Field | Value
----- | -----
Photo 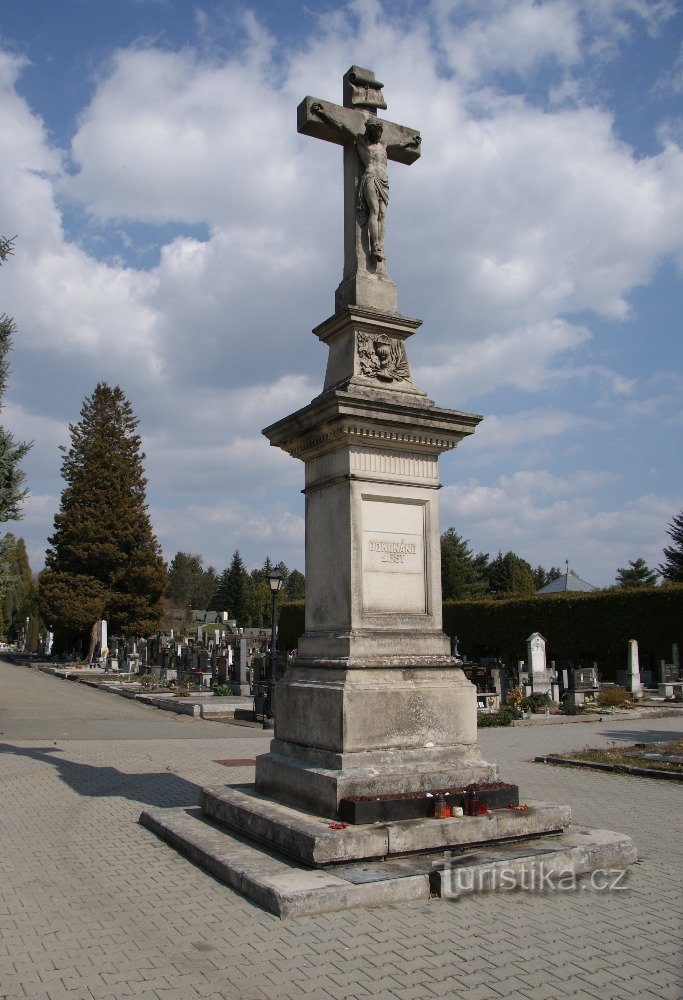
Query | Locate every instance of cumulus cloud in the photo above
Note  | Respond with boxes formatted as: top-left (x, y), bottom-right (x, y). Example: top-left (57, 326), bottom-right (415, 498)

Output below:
top-left (441, 475), bottom-right (673, 584)
top-left (0, 0), bottom-right (681, 578)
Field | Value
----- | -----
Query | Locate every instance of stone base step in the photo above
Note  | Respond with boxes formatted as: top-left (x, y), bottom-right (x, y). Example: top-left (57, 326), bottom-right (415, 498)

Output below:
top-left (139, 805), bottom-right (636, 918)
top-left (198, 782), bottom-right (571, 865)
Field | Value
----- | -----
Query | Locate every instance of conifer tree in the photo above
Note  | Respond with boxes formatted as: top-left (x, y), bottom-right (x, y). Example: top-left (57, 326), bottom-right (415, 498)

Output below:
top-left (614, 557), bottom-right (658, 588)
top-left (38, 383), bottom-right (167, 658)
top-left (440, 529), bottom-right (488, 600)
top-left (659, 510), bottom-right (683, 583)
top-left (0, 533), bottom-right (42, 643)
top-left (167, 551), bottom-right (217, 610)
top-left (486, 550), bottom-right (536, 596)
top-left (0, 236), bottom-right (31, 523)
top-left (285, 569), bottom-right (305, 601)
top-left (211, 550), bottom-right (252, 623)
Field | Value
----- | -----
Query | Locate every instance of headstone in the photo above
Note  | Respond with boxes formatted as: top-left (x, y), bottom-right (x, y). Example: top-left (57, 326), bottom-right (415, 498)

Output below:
top-left (628, 639), bottom-right (642, 699)
top-left (236, 635), bottom-right (250, 694)
top-left (216, 655), bottom-right (229, 685)
top-left (661, 662), bottom-right (679, 683)
top-left (527, 633), bottom-right (551, 695)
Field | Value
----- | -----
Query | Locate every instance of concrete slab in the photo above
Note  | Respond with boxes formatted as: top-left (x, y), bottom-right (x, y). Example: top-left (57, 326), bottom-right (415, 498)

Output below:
top-left (199, 782), bottom-right (571, 865)
top-left (139, 805), bottom-right (636, 917)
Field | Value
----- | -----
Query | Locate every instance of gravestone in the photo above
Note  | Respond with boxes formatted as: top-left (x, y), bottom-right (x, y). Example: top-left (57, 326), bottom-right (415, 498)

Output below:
top-left (526, 632), bottom-right (551, 696)
top-left (238, 635), bottom-right (249, 688)
top-left (628, 639), bottom-right (642, 699)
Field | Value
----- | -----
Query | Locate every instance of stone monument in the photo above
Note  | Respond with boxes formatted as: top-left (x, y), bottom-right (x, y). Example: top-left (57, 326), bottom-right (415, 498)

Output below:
top-left (141, 67), bottom-right (636, 915)
top-left (256, 66), bottom-right (495, 817)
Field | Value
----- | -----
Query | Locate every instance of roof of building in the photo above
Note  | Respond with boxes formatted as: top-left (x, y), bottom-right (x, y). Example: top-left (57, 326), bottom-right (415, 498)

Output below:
top-left (537, 569), bottom-right (599, 594)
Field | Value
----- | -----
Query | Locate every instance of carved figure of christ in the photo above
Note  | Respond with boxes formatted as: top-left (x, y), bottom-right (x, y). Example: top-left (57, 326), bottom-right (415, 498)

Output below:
top-left (298, 97), bottom-right (420, 276)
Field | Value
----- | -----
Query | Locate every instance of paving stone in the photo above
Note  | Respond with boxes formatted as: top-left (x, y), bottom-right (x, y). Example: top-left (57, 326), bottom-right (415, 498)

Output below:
top-left (0, 661), bottom-right (680, 1000)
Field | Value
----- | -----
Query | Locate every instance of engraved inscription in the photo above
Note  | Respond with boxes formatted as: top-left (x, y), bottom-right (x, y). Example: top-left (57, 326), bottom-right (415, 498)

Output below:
top-left (366, 534), bottom-right (420, 568)
top-left (362, 497), bottom-right (427, 613)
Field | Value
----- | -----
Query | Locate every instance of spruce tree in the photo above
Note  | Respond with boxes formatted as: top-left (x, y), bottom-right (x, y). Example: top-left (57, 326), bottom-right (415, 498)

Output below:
top-left (659, 510), bottom-right (683, 583)
top-left (167, 551), bottom-right (217, 610)
top-left (0, 236), bottom-right (32, 522)
top-left (211, 550), bottom-right (252, 623)
top-left (285, 569), bottom-right (305, 600)
top-left (39, 383), bottom-right (167, 657)
top-left (614, 557), bottom-right (658, 588)
top-left (440, 529), bottom-right (488, 599)
top-left (486, 550), bottom-right (536, 596)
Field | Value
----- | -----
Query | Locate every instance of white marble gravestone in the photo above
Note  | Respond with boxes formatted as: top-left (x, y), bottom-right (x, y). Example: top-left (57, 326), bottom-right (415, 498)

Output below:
top-left (526, 632), bottom-right (551, 696)
top-left (628, 639), bottom-right (642, 698)
top-left (257, 67), bottom-right (495, 817)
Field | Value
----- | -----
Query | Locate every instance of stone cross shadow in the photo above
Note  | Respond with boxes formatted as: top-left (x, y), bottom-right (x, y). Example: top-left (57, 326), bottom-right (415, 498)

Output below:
top-left (0, 743), bottom-right (200, 808)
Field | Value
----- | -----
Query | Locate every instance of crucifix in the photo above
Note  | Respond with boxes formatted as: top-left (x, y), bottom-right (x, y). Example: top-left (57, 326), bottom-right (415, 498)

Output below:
top-left (298, 66), bottom-right (421, 314)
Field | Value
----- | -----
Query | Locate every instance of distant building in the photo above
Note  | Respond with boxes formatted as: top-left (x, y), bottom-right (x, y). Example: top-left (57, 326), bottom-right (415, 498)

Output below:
top-left (537, 568), bottom-right (599, 595)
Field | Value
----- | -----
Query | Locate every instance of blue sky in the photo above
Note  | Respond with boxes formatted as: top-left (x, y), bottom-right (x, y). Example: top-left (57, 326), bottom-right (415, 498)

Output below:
top-left (0, 0), bottom-right (681, 586)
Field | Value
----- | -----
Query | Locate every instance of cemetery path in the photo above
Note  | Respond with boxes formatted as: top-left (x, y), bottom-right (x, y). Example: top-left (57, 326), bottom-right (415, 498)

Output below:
top-left (0, 658), bottom-right (681, 1000)
top-left (0, 659), bottom-right (254, 740)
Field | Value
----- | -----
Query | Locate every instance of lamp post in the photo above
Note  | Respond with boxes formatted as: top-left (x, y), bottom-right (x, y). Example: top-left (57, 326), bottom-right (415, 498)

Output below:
top-left (263, 570), bottom-right (284, 730)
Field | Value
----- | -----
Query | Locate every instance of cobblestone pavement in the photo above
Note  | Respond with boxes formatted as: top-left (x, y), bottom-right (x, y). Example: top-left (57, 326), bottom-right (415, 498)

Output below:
top-left (1, 660), bottom-right (681, 1000)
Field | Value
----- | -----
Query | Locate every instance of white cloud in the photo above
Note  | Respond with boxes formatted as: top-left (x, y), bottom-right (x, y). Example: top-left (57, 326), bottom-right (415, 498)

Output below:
top-left (0, 1), bottom-right (681, 580)
top-left (441, 475), bottom-right (673, 584)
top-left (472, 408), bottom-right (595, 453)
top-left (433, 0), bottom-right (582, 82)
top-left (415, 320), bottom-right (592, 400)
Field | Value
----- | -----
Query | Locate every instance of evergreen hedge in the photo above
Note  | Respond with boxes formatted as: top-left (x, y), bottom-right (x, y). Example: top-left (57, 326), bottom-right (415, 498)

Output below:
top-left (279, 586), bottom-right (683, 677)
top-left (278, 600), bottom-right (305, 651)
top-left (443, 585), bottom-right (683, 678)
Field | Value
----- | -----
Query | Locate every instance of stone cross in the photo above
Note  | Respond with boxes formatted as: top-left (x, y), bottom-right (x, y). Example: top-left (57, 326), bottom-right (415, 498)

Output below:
top-left (298, 66), bottom-right (421, 314)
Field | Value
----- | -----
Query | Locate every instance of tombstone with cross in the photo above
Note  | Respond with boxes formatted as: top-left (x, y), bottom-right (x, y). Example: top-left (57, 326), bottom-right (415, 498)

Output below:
top-left (298, 66), bottom-right (421, 314)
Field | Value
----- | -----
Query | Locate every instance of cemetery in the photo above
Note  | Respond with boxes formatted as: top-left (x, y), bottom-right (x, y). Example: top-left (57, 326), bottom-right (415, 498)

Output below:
top-left (1, 5), bottom-right (683, 997)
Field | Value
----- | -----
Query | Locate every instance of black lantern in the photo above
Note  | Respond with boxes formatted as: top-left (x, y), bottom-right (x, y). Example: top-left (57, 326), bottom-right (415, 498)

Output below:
top-left (263, 571), bottom-right (284, 729)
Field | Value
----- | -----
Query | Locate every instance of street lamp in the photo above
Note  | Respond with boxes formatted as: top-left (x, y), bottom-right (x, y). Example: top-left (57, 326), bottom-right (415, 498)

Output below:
top-left (263, 570), bottom-right (284, 730)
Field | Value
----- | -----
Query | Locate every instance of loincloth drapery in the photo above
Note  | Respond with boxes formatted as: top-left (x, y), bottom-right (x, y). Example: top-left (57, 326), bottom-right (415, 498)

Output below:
top-left (357, 172), bottom-right (389, 222)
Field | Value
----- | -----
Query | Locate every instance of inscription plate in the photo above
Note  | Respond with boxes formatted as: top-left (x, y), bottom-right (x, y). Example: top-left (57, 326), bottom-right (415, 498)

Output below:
top-left (362, 497), bottom-right (426, 613)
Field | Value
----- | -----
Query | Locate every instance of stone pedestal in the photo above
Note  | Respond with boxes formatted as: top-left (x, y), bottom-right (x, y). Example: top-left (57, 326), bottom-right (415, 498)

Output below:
top-left (259, 306), bottom-right (495, 817)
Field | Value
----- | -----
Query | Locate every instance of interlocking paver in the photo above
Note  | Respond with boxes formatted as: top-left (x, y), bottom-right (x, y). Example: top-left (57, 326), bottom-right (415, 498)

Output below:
top-left (0, 660), bottom-right (681, 1000)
